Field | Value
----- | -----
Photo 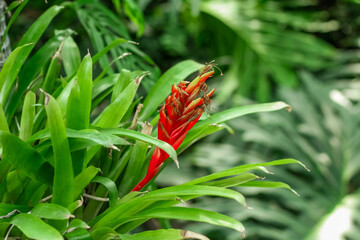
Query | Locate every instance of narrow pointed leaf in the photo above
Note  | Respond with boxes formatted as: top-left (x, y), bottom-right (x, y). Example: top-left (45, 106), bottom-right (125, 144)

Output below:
top-left (19, 91), bottom-right (36, 141)
top-left (239, 181), bottom-right (299, 196)
top-left (179, 102), bottom-right (291, 152)
top-left (97, 128), bottom-right (177, 161)
top-left (29, 128), bottom-right (130, 149)
top-left (184, 159), bottom-right (305, 186)
top-left (44, 93), bottom-right (73, 207)
top-left (93, 76), bottom-right (141, 128)
top-left (0, 43), bottom-right (33, 105)
top-left (61, 36), bottom-right (81, 76)
top-left (131, 207), bottom-right (245, 235)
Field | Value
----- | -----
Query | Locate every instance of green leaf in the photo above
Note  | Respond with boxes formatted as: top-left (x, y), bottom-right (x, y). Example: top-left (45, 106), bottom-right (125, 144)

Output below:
top-left (0, 131), bottom-right (53, 185)
top-left (61, 36), bottom-right (81, 76)
top-left (68, 219), bottom-right (90, 230)
top-left (41, 47), bottom-right (62, 97)
top-left (0, 203), bottom-right (30, 217)
top-left (19, 91), bottom-right (36, 141)
top-left (92, 73), bottom-right (120, 100)
top-left (119, 123), bottom-right (152, 195)
top-left (11, 214), bottom-right (63, 240)
top-left (65, 227), bottom-right (92, 240)
top-left (67, 53), bottom-right (93, 130)
top-left (180, 102), bottom-right (291, 152)
top-left (91, 176), bottom-right (118, 207)
top-left (119, 229), bottom-right (191, 240)
top-left (73, 166), bottom-right (100, 200)
top-left (0, 0), bottom-right (29, 51)
top-left (184, 159), bottom-right (306, 186)
top-left (92, 38), bottom-right (129, 63)
top-left (0, 103), bottom-right (9, 132)
top-left (1, 1), bottom-right (23, 17)
top-left (201, 173), bottom-right (259, 188)
top-left (93, 74), bottom-right (143, 128)
top-left (29, 128), bottom-right (130, 149)
top-left (239, 181), bottom-right (299, 196)
top-left (97, 128), bottom-right (177, 162)
top-left (56, 76), bottom-right (77, 116)
top-left (44, 93), bottom-right (73, 207)
top-left (90, 227), bottom-right (119, 240)
top-left (111, 69), bottom-right (132, 102)
top-left (91, 185), bottom-right (246, 229)
top-left (131, 207), bottom-right (245, 235)
top-left (139, 60), bottom-right (204, 121)
top-left (17, 5), bottom-right (64, 47)
top-left (31, 203), bottom-right (74, 220)
top-left (0, 43), bottom-right (33, 105)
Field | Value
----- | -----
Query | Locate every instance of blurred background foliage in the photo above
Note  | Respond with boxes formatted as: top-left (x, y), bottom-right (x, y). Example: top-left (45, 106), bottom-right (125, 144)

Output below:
top-left (4, 0), bottom-right (360, 239)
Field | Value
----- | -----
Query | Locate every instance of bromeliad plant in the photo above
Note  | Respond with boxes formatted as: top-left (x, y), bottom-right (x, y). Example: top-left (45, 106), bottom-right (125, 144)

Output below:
top-left (0, 2), bottom-right (304, 240)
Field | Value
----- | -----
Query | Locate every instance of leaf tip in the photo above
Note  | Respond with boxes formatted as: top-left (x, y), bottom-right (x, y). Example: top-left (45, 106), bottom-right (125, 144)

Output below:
top-left (173, 157), bottom-right (180, 169)
top-left (128, 40), bottom-right (139, 45)
top-left (135, 72), bottom-right (151, 85)
top-left (39, 89), bottom-right (49, 106)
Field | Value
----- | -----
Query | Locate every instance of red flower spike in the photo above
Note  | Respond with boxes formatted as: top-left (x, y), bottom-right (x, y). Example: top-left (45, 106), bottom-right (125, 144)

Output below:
top-left (132, 65), bottom-right (216, 192)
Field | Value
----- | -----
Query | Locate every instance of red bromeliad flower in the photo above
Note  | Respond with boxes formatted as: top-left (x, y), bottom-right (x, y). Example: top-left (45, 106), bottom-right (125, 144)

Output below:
top-left (132, 65), bottom-right (216, 191)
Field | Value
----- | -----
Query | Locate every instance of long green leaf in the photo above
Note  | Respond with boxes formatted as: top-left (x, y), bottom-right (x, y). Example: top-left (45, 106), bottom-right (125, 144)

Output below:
top-left (67, 53), bottom-right (93, 130)
top-left (29, 128), bottom-right (130, 149)
top-left (201, 173), bottom-right (259, 188)
top-left (19, 91), bottom-right (36, 141)
top-left (61, 36), bottom-right (81, 76)
top-left (130, 207), bottom-right (245, 235)
top-left (93, 75), bottom-right (143, 128)
top-left (119, 229), bottom-right (207, 240)
top-left (97, 128), bottom-right (177, 161)
top-left (239, 181), bottom-right (299, 195)
top-left (91, 185), bottom-right (246, 229)
top-left (0, 43), bottom-right (33, 105)
top-left (179, 102), bottom-right (291, 152)
top-left (184, 159), bottom-right (306, 186)
top-left (92, 38), bottom-right (129, 63)
top-left (0, 0), bottom-right (29, 51)
top-left (44, 93), bottom-right (73, 207)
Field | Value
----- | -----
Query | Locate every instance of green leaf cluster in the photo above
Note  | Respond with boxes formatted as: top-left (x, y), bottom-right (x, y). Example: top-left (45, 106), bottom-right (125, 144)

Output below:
top-left (0, 1), bottom-right (300, 239)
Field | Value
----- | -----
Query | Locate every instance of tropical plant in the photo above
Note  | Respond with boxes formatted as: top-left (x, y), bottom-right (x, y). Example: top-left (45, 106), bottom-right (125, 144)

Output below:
top-left (0, 1), bottom-right (304, 239)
